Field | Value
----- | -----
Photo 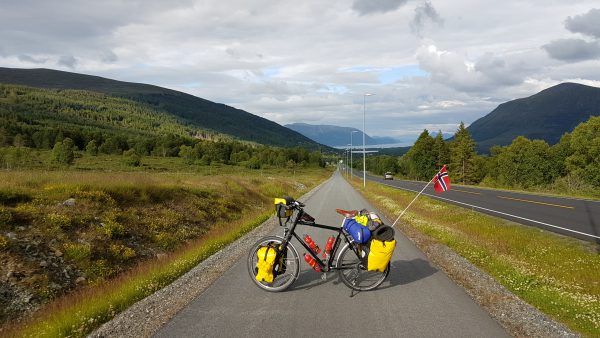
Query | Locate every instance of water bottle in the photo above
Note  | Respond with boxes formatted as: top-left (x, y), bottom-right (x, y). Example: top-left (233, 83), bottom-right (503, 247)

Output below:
top-left (304, 254), bottom-right (321, 272)
top-left (323, 236), bottom-right (335, 258)
top-left (303, 234), bottom-right (321, 254)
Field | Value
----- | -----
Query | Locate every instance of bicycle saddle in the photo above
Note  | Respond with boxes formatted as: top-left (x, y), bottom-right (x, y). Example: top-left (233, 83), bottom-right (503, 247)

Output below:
top-left (336, 209), bottom-right (358, 218)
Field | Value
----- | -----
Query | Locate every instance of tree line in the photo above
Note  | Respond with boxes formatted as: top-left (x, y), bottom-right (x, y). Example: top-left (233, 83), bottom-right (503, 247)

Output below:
top-left (0, 84), bottom-right (326, 169)
top-left (363, 116), bottom-right (600, 191)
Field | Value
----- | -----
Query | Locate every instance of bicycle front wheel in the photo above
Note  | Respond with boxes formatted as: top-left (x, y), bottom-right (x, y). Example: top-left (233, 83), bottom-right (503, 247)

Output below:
top-left (336, 243), bottom-right (390, 291)
top-left (247, 236), bottom-right (300, 292)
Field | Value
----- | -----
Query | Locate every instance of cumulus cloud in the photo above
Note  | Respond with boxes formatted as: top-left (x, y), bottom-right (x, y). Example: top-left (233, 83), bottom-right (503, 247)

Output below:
top-left (1, 0), bottom-right (600, 145)
top-left (18, 54), bottom-right (46, 64)
top-left (352, 0), bottom-right (408, 15)
top-left (565, 8), bottom-right (600, 39)
top-left (410, 1), bottom-right (443, 37)
top-left (58, 55), bottom-right (78, 68)
top-left (415, 45), bottom-right (528, 92)
top-left (543, 38), bottom-right (600, 61)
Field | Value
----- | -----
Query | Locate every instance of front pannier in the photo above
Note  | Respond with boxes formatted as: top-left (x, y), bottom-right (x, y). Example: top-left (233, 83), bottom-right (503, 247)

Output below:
top-left (255, 244), bottom-right (279, 283)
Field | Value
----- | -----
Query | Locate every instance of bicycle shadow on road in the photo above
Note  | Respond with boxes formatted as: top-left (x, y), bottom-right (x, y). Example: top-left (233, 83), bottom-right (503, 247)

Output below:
top-left (377, 258), bottom-right (438, 289)
top-left (285, 269), bottom-right (339, 292)
top-left (285, 258), bottom-right (438, 292)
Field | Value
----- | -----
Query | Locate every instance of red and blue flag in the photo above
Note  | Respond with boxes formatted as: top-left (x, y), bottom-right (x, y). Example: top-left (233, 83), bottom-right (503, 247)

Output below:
top-left (433, 165), bottom-right (450, 193)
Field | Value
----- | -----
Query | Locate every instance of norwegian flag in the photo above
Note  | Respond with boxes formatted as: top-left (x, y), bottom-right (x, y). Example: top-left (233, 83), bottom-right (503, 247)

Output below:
top-left (433, 165), bottom-right (450, 193)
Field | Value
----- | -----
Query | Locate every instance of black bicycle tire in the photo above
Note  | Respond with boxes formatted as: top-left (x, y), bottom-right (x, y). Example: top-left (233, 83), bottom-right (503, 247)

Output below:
top-left (336, 243), bottom-right (390, 291)
top-left (247, 236), bottom-right (300, 292)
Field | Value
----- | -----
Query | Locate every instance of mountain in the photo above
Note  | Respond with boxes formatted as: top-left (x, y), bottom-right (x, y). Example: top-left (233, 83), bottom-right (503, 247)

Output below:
top-left (0, 67), bottom-right (321, 149)
top-left (468, 82), bottom-right (600, 153)
top-left (285, 123), bottom-right (399, 147)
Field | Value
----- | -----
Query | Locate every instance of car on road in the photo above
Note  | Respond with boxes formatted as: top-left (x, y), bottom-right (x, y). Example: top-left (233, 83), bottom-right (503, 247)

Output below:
top-left (384, 172), bottom-right (393, 180)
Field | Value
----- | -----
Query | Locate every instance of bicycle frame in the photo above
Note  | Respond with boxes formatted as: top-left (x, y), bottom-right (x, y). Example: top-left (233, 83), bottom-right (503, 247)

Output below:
top-left (280, 208), bottom-right (361, 273)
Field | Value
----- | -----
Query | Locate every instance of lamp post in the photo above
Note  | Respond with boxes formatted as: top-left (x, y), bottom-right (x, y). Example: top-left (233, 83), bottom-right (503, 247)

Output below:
top-left (346, 144), bottom-right (351, 178)
top-left (350, 130), bottom-right (358, 180)
top-left (363, 93), bottom-right (374, 187)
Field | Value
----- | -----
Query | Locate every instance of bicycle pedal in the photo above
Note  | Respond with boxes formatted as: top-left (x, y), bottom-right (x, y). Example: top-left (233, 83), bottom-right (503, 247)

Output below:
top-left (321, 273), bottom-right (327, 281)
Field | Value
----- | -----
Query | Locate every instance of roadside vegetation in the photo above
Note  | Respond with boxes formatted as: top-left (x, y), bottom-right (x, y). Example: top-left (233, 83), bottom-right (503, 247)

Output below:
top-left (0, 79), bottom-right (335, 337)
top-left (361, 116), bottom-right (600, 199)
top-left (0, 154), bottom-right (330, 337)
top-left (354, 180), bottom-right (600, 337)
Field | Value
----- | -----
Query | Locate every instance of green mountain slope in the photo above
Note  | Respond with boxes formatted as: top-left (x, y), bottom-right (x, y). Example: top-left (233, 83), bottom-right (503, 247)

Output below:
top-left (0, 84), bottom-right (203, 149)
top-left (468, 82), bottom-right (600, 153)
top-left (0, 67), bottom-right (321, 149)
top-left (285, 122), bottom-right (398, 147)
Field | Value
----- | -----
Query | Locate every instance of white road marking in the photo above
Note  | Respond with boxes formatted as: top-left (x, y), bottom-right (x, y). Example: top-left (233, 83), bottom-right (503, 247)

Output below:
top-left (379, 182), bottom-right (600, 240)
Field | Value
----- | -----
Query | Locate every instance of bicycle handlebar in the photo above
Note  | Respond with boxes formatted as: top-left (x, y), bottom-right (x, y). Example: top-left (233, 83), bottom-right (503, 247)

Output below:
top-left (292, 200), bottom-right (305, 208)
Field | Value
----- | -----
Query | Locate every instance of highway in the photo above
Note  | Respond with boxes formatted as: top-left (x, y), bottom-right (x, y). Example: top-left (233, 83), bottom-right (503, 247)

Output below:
top-left (357, 172), bottom-right (600, 242)
top-left (154, 171), bottom-right (508, 337)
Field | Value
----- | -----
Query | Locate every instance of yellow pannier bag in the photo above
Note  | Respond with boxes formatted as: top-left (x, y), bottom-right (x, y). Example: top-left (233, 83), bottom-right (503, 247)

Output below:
top-left (255, 246), bottom-right (278, 283)
top-left (367, 239), bottom-right (396, 272)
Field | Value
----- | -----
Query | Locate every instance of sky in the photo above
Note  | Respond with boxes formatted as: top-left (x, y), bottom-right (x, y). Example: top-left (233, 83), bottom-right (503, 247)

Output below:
top-left (1, 0), bottom-right (600, 146)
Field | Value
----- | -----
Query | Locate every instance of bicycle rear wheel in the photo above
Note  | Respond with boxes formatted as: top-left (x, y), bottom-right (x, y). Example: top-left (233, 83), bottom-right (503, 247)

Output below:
top-left (336, 243), bottom-right (389, 291)
top-left (247, 236), bottom-right (300, 292)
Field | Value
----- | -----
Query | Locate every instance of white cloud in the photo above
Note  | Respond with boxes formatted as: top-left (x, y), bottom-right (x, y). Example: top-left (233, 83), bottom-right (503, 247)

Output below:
top-left (565, 8), bottom-right (600, 39)
top-left (1, 0), bottom-right (600, 145)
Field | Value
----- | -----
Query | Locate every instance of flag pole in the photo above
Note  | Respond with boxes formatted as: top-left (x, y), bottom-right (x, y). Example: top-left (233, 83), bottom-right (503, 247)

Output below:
top-left (391, 177), bottom-right (434, 228)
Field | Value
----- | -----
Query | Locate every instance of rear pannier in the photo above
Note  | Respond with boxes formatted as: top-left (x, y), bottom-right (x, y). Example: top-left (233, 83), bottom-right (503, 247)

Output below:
top-left (367, 226), bottom-right (396, 272)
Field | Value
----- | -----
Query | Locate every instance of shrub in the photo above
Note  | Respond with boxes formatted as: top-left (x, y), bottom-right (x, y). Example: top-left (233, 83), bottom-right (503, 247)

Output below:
top-left (123, 149), bottom-right (141, 167)
top-left (85, 140), bottom-right (98, 156)
top-left (47, 212), bottom-right (71, 229)
top-left (85, 259), bottom-right (115, 281)
top-left (63, 242), bottom-right (92, 263)
top-left (109, 244), bottom-right (136, 261)
top-left (0, 206), bottom-right (12, 227)
top-left (100, 219), bottom-right (126, 238)
top-left (0, 234), bottom-right (8, 249)
top-left (154, 232), bottom-right (178, 250)
top-left (52, 138), bottom-right (75, 165)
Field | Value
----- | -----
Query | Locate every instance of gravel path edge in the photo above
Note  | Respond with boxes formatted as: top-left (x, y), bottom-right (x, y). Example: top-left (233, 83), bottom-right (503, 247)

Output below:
top-left (89, 176), bottom-right (332, 338)
top-left (379, 210), bottom-right (580, 338)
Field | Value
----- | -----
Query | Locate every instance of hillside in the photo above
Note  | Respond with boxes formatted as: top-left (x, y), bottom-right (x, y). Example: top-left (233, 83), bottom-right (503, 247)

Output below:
top-left (0, 67), bottom-right (321, 149)
top-left (467, 82), bottom-right (600, 153)
top-left (285, 122), bottom-right (398, 147)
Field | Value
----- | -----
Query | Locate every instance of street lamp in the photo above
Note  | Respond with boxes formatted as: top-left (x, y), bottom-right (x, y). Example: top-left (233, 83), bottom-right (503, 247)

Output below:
top-left (363, 93), bottom-right (374, 187)
top-left (346, 144), bottom-right (351, 178)
top-left (350, 130), bottom-right (358, 180)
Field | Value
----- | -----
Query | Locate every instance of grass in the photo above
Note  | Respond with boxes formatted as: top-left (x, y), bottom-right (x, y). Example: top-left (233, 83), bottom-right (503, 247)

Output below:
top-left (10, 211), bottom-right (271, 338)
top-left (352, 180), bottom-right (600, 337)
top-left (0, 164), bottom-right (331, 337)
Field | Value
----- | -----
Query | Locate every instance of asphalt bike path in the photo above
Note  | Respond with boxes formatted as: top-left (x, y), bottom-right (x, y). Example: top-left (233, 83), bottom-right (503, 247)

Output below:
top-left (359, 172), bottom-right (600, 242)
top-left (154, 171), bottom-right (508, 338)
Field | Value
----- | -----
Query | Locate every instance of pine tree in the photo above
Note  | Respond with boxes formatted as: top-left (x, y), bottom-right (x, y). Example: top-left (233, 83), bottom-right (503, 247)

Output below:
top-left (449, 122), bottom-right (476, 184)
top-left (432, 131), bottom-right (450, 168)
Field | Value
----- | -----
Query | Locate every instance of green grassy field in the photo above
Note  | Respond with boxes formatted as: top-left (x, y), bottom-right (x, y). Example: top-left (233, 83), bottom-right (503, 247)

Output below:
top-left (353, 180), bottom-right (600, 337)
top-left (0, 157), bottom-right (331, 337)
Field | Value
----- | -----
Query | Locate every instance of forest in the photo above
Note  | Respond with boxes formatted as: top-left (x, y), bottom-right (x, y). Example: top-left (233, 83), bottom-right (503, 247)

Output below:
top-left (0, 84), bottom-right (326, 169)
top-left (364, 116), bottom-right (600, 195)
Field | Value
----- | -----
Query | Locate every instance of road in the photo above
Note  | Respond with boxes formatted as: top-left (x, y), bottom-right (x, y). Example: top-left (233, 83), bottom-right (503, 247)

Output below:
top-left (354, 172), bottom-right (600, 242)
top-left (154, 171), bottom-right (508, 338)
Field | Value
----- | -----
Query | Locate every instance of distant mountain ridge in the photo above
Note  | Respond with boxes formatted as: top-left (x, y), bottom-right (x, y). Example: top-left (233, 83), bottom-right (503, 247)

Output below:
top-left (468, 82), bottom-right (600, 153)
top-left (0, 67), bottom-right (322, 149)
top-left (285, 123), bottom-right (399, 147)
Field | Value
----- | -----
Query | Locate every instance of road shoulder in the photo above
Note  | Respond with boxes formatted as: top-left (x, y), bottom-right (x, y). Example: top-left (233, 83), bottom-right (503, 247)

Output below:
top-left (89, 175), bottom-right (333, 338)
